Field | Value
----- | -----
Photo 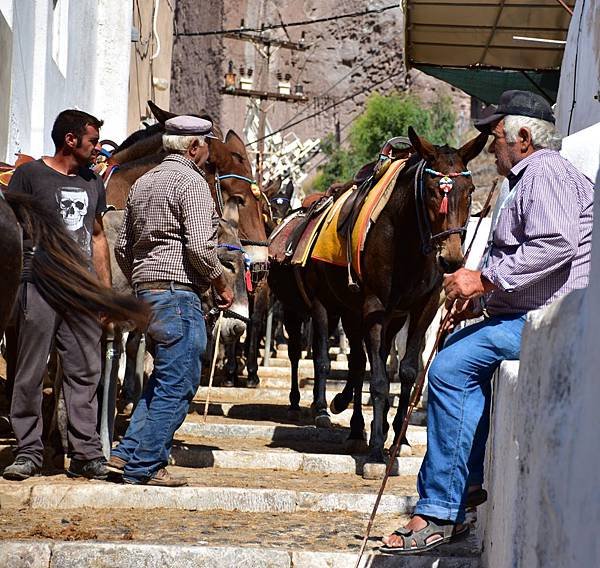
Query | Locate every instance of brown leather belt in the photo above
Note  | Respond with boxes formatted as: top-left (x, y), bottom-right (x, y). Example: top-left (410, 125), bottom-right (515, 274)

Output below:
top-left (135, 281), bottom-right (197, 293)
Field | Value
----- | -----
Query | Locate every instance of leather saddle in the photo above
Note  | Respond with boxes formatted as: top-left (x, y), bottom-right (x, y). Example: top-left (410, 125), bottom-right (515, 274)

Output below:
top-left (337, 137), bottom-right (412, 236)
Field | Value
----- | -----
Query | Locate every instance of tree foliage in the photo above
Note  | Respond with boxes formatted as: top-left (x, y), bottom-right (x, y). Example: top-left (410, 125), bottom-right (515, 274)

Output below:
top-left (311, 92), bottom-right (456, 193)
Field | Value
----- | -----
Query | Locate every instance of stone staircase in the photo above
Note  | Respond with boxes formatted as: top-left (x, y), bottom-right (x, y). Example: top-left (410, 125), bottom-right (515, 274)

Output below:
top-left (0, 347), bottom-right (482, 567)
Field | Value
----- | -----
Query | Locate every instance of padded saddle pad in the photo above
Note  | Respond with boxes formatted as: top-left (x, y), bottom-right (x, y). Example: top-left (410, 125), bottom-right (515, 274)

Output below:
top-left (268, 210), bottom-right (304, 264)
top-left (311, 158), bottom-right (407, 276)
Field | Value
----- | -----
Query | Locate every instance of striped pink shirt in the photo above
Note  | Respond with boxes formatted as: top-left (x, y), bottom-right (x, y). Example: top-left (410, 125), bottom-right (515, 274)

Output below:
top-left (482, 149), bottom-right (594, 315)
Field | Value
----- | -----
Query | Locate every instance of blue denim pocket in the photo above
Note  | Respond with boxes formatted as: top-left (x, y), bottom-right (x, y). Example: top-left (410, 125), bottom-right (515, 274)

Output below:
top-left (141, 292), bottom-right (184, 345)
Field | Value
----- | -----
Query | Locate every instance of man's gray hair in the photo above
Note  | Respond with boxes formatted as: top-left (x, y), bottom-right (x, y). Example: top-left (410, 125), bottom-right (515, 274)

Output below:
top-left (162, 133), bottom-right (206, 153)
top-left (503, 115), bottom-right (562, 151)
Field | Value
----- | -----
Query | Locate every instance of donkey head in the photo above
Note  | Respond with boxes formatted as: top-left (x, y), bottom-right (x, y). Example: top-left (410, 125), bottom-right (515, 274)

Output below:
top-left (408, 126), bottom-right (488, 273)
top-left (209, 130), bottom-right (269, 270)
top-left (215, 200), bottom-right (250, 342)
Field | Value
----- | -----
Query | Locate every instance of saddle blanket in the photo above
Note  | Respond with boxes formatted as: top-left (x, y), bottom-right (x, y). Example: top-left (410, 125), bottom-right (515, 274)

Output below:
top-left (267, 197), bottom-right (334, 266)
top-left (311, 158), bottom-right (407, 277)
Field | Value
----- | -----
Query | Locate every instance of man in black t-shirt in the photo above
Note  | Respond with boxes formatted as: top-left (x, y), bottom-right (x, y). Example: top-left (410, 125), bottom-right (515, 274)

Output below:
top-left (3, 109), bottom-right (111, 481)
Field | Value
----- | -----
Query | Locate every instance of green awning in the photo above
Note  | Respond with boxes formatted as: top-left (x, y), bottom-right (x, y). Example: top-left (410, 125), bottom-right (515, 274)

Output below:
top-left (414, 65), bottom-right (561, 104)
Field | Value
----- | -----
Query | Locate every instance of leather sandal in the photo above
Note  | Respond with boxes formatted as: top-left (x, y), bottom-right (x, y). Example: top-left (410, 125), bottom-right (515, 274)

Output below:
top-left (379, 517), bottom-right (469, 555)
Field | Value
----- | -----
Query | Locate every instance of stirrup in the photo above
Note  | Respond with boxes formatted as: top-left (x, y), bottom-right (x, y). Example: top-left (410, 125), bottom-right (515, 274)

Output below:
top-left (347, 264), bottom-right (360, 293)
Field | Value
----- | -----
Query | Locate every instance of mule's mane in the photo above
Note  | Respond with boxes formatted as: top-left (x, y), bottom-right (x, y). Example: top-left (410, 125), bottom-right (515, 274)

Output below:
top-left (116, 123), bottom-right (163, 152)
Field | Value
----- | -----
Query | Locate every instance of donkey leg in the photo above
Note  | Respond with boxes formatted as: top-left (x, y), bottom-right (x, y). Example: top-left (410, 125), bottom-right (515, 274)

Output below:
top-left (246, 283), bottom-right (268, 388)
top-left (223, 341), bottom-right (238, 387)
top-left (344, 315), bottom-right (367, 450)
top-left (311, 301), bottom-right (331, 428)
top-left (393, 295), bottom-right (440, 446)
top-left (284, 309), bottom-right (303, 420)
top-left (364, 301), bottom-right (388, 463)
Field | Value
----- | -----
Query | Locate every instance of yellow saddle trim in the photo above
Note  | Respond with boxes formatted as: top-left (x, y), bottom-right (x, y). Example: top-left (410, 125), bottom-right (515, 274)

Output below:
top-left (311, 158), bottom-right (407, 275)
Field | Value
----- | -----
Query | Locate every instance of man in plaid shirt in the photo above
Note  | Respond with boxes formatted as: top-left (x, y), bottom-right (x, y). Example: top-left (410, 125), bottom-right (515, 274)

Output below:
top-left (110, 116), bottom-right (233, 487)
top-left (382, 91), bottom-right (594, 554)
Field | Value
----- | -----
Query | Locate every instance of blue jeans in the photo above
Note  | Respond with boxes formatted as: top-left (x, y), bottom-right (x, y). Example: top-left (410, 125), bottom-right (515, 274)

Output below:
top-left (113, 289), bottom-right (206, 482)
top-left (414, 313), bottom-right (527, 523)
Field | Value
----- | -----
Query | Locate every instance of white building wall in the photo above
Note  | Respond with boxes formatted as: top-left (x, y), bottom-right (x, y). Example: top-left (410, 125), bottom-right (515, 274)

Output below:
top-left (1, 0), bottom-right (132, 163)
top-left (481, 161), bottom-right (600, 568)
top-left (556, 0), bottom-right (600, 135)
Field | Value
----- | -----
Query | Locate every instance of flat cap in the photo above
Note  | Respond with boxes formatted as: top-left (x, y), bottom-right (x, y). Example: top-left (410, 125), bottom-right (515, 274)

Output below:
top-left (474, 90), bottom-right (555, 133)
top-left (164, 115), bottom-right (217, 138)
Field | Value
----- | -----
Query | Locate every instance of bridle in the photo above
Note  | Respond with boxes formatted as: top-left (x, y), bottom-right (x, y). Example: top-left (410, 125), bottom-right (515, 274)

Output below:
top-left (414, 160), bottom-right (472, 255)
top-left (214, 172), bottom-right (271, 289)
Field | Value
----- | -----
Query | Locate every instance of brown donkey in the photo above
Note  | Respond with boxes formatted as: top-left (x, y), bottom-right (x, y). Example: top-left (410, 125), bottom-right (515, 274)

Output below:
top-left (271, 127), bottom-right (488, 460)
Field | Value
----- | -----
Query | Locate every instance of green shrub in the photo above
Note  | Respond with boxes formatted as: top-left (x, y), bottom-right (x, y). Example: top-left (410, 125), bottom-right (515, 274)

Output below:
top-left (310, 92), bottom-right (456, 192)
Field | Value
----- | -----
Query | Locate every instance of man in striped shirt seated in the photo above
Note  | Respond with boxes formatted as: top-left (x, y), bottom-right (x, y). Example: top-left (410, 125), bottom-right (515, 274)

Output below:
top-left (382, 90), bottom-right (594, 554)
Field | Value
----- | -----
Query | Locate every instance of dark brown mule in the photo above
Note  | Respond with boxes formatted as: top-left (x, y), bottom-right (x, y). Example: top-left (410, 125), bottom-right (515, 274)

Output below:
top-left (271, 128), bottom-right (487, 457)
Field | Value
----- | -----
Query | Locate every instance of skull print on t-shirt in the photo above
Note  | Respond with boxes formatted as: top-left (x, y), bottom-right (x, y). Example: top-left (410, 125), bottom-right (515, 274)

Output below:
top-left (58, 187), bottom-right (92, 254)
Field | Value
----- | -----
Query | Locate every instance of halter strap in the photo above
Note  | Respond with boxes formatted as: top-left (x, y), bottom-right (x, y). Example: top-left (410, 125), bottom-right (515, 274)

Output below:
top-left (415, 160), bottom-right (471, 255)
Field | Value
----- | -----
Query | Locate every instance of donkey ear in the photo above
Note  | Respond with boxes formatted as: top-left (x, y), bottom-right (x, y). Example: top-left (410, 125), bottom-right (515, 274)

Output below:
top-left (458, 132), bottom-right (489, 165)
top-left (225, 130), bottom-right (246, 152)
top-left (284, 180), bottom-right (294, 199)
top-left (147, 100), bottom-right (177, 124)
top-left (263, 177), bottom-right (282, 199)
top-left (222, 198), bottom-right (240, 229)
top-left (408, 126), bottom-right (436, 161)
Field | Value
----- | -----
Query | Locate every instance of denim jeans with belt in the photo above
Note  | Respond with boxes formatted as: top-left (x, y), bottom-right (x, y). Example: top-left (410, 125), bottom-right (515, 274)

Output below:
top-left (113, 288), bottom-right (206, 483)
top-left (414, 313), bottom-right (527, 523)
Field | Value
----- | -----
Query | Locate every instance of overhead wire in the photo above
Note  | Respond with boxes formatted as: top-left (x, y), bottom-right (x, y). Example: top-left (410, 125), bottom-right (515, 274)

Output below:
top-left (174, 3), bottom-right (401, 37)
top-left (246, 74), bottom-right (395, 147)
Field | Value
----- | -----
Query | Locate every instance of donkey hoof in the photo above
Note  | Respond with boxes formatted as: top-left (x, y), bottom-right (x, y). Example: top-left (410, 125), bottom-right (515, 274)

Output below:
top-left (329, 393), bottom-right (348, 415)
top-left (222, 378), bottom-right (235, 388)
top-left (315, 413), bottom-right (332, 428)
top-left (246, 377), bottom-right (260, 389)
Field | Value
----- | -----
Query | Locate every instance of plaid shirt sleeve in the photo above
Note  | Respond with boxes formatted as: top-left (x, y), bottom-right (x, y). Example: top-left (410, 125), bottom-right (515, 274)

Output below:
top-left (114, 192), bottom-right (135, 284)
top-left (482, 172), bottom-right (580, 292)
top-left (179, 176), bottom-right (223, 281)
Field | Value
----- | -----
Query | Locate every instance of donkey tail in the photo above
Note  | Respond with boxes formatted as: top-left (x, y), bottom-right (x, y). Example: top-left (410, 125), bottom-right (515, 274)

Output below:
top-left (4, 192), bottom-right (149, 329)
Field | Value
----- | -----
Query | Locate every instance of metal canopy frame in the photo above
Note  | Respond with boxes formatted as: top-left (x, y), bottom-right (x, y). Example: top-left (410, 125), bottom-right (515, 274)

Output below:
top-left (405, 0), bottom-right (574, 102)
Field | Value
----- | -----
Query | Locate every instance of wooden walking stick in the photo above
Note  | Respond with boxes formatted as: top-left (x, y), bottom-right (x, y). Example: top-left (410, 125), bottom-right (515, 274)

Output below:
top-left (353, 180), bottom-right (498, 567)
top-left (204, 310), bottom-right (224, 423)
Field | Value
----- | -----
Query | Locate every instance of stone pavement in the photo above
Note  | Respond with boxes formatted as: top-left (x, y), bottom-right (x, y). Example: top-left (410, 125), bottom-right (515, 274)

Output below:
top-left (0, 346), bottom-right (482, 567)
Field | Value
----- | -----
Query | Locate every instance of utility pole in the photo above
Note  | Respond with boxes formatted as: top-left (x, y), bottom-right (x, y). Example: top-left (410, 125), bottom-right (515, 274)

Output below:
top-left (220, 19), bottom-right (308, 190)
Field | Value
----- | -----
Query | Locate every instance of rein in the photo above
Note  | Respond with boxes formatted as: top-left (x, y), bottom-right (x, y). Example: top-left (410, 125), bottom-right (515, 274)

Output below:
top-left (415, 160), bottom-right (472, 255)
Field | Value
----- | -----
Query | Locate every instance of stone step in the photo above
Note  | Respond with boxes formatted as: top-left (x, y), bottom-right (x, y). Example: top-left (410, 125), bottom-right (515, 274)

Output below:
top-left (187, 400), bottom-right (427, 430)
top-left (177, 415), bottom-right (428, 446)
top-left (0, 511), bottom-right (481, 567)
top-left (255, 358), bottom-right (358, 371)
top-left (257, 375), bottom-right (402, 392)
top-left (168, 445), bottom-right (423, 476)
top-left (0, 467), bottom-right (419, 514)
top-left (195, 385), bottom-right (401, 407)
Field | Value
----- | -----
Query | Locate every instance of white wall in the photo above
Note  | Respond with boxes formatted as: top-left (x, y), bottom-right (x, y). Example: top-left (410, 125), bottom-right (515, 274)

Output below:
top-left (1, 0), bottom-right (132, 162)
top-left (482, 166), bottom-right (600, 567)
top-left (556, 0), bottom-right (600, 135)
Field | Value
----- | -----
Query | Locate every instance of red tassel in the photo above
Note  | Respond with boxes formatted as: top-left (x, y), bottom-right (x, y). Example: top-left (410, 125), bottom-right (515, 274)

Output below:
top-left (245, 270), bottom-right (253, 293)
top-left (439, 194), bottom-right (448, 214)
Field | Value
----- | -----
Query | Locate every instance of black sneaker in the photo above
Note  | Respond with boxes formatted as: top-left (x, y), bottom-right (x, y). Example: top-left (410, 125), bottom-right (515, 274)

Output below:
top-left (3, 456), bottom-right (40, 480)
top-left (67, 457), bottom-right (109, 480)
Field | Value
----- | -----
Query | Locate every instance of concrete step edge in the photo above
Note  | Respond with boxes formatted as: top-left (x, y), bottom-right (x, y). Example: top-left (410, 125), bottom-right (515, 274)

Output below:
top-left (0, 484), bottom-right (418, 515)
top-left (0, 540), bottom-right (482, 567)
top-left (176, 421), bottom-right (428, 446)
top-left (169, 446), bottom-right (423, 475)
